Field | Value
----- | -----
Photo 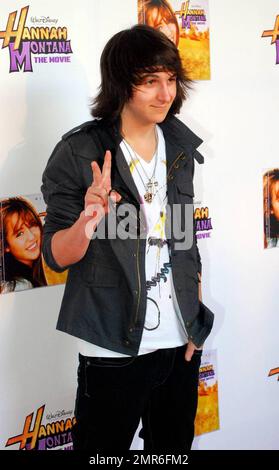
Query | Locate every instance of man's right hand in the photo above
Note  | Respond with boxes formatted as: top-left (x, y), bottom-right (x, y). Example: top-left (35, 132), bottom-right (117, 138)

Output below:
top-left (51, 151), bottom-right (122, 267)
top-left (83, 150), bottom-right (121, 236)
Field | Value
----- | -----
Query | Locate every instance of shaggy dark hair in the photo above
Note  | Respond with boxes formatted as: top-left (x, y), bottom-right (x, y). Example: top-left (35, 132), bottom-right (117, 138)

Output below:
top-left (91, 24), bottom-right (192, 123)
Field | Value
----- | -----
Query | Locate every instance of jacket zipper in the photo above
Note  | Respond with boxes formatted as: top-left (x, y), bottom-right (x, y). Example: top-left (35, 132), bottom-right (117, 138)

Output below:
top-left (134, 236), bottom-right (141, 326)
top-left (133, 152), bottom-right (185, 328)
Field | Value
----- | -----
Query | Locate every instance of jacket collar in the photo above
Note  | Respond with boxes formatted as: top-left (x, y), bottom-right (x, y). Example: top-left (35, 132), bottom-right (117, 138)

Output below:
top-left (108, 115), bottom-right (204, 204)
top-left (159, 115), bottom-right (203, 151)
top-left (159, 115), bottom-right (204, 164)
top-left (111, 114), bottom-right (204, 166)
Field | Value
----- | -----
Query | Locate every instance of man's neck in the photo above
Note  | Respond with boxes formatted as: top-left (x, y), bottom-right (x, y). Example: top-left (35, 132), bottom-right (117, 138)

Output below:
top-left (121, 115), bottom-right (156, 142)
top-left (121, 113), bottom-right (158, 162)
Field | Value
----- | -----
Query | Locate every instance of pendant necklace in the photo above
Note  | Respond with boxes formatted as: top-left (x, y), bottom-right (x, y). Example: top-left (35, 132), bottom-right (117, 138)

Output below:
top-left (122, 127), bottom-right (159, 203)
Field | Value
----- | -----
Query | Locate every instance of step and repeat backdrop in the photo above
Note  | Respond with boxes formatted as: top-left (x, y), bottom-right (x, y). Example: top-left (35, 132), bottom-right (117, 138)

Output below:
top-left (0, 0), bottom-right (278, 450)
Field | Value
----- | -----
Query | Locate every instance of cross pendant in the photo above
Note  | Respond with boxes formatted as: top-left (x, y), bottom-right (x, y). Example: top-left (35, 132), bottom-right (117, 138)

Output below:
top-left (147, 178), bottom-right (158, 195)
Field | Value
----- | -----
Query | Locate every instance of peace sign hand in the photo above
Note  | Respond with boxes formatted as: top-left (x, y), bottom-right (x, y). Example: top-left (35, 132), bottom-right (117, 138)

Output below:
top-left (84, 150), bottom-right (121, 229)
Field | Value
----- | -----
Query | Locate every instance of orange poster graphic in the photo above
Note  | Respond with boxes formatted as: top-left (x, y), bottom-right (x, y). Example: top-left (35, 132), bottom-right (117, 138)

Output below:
top-left (263, 169), bottom-right (279, 249)
top-left (138, 0), bottom-right (211, 80)
top-left (0, 193), bottom-right (67, 294)
top-left (195, 349), bottom-right (220, 436)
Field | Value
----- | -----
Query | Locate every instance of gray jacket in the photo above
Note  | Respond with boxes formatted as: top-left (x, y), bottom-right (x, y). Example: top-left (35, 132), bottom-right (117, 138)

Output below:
top-left (41, 115), bottom-right (214, 354)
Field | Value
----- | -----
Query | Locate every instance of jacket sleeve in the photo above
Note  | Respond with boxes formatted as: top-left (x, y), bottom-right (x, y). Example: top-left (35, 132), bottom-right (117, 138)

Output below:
top-left (41, 139), bottom-right (85, 272)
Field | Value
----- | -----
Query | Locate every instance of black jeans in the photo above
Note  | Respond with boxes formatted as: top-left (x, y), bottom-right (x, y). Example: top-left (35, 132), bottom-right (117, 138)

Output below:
top-left (72, 344), bottom-right (201, 451)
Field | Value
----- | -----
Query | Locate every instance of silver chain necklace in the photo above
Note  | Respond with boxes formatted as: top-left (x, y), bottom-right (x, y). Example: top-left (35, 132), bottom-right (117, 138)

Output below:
top-left (122, 128), bottom-right (159, 203)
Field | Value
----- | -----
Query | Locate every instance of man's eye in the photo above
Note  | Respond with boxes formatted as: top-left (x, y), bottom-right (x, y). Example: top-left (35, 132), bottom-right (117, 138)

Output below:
top-left (16, 231), bottom-right (24, 238)
top-left (146, 79), bottom-right (155, 85)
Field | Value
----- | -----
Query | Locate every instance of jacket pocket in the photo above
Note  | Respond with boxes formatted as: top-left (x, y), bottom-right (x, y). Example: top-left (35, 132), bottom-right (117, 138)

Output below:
top-left (175, 179), bottom-right (194, 197)
top-left (80, 262), bottom-right (121, 287)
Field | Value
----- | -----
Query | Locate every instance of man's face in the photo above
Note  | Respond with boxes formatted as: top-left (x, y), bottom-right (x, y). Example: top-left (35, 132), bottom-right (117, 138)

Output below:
top-left (123, 70), bottom-right (177, 126)
top-left (271, 180), bottom-right (279, 221)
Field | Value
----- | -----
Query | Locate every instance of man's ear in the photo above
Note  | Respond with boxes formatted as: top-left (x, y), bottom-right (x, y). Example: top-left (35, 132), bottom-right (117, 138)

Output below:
top-left (4, 246), bottom-right (10, 253)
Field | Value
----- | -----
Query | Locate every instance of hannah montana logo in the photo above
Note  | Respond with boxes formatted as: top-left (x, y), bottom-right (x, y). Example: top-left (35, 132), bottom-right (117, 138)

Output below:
top-left (0, 5), bottom-right (73, 72)
top-left (262, 15), bottom-right (279, 64)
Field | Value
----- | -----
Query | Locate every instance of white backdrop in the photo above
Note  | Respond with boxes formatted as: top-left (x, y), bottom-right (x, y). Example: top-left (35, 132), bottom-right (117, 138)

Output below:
top-left (0, 0), bottom-right (278, 450)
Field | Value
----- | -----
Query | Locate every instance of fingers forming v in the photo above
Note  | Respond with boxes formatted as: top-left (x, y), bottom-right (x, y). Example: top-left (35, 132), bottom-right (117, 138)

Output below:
top-left (101, 150), bottom-right (112, 191)
top-left (91, 161), bottom-right (102, 187)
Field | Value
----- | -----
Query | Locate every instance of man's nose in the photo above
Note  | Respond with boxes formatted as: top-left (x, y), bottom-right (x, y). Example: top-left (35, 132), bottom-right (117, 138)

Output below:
top-left (157, 82), bottom-right (173, 102)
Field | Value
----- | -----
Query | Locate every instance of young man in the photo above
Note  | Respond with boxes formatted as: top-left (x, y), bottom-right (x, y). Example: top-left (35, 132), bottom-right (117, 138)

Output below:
top-left (41, 24), bottom-right (214, 451)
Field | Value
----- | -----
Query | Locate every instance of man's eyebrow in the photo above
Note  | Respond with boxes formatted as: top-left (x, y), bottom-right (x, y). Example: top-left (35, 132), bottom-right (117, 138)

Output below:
top-left (140, 72), bottom-right (177, 78)
top-left (140, 73), bottom-right (159, 78)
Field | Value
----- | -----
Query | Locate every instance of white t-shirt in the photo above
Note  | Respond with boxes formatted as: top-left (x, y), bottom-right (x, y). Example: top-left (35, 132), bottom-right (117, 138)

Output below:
top-left (78, 126), bottom-right (187, 357)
